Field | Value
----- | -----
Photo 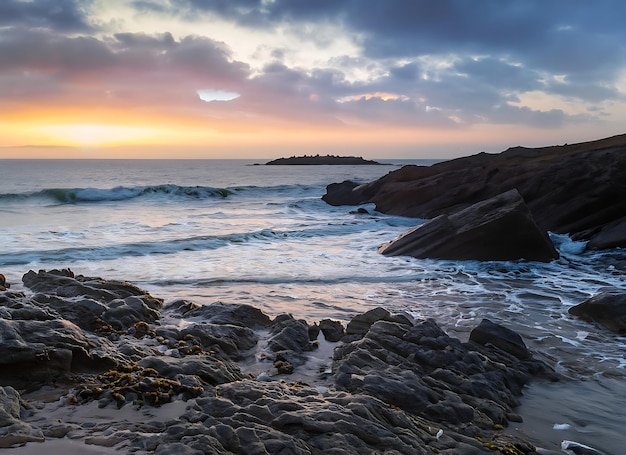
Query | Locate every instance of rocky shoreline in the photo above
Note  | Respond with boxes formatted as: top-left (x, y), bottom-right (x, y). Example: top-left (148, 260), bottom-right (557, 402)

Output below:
top-left (322, 134), bottom-right (626, 251)
top-left (0, 268), bottom-right (596, 454)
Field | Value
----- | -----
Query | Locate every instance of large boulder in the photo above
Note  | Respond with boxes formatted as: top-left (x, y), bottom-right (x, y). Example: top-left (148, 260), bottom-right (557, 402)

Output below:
top-left (321, 180), bottom-right (368, 206)
top-left (324, 134), bottom-right (626, 249)
top-left (378, 189), bottom-right (559, 262)
top-left (0, 316), bottom-right (119, 386)
top-left (568, 291), bottom-right (626, 334)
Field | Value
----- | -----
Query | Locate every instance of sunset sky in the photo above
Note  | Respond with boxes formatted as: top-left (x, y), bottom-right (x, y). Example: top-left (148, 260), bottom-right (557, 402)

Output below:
top-left (2, 0), bottom-right (626, 159)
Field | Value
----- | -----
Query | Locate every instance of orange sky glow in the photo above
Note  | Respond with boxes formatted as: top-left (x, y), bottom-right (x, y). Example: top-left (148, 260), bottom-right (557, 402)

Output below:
top-left (2, 2), bottom-right (625, 159)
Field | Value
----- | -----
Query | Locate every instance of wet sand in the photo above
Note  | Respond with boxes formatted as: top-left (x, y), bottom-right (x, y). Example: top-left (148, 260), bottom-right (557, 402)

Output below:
top-left (509, 377), bottom-right (625, 454)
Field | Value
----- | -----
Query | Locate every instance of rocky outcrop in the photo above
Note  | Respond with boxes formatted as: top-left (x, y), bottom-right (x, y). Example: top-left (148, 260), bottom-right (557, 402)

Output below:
top-left (569, 291), bottom-right (626, 334)
top-left (23, 268), bottom-right (163, 331)
top-left (333, 317), bottom-right (555, 436)
top-left (324, 134), bottom-right (626, 249)
top-left (1, 270), bottom-right (557, 454)
top-left (266, 155), bottom-right (381, 165)
top-left (378, 189), bottom-right (559, 262)
top-left (321, 180), bottom-right (368, 206)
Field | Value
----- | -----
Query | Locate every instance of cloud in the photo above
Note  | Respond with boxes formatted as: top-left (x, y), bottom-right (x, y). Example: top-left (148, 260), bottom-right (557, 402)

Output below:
top-left (0, 0), bottom-right (93, 31)
top-left (123, 1), bottom-right (626, 122)
top-left (197, 89), bottom-right (240, 102)
top-left (0, 28), bottom-right (250, 111)
top-left (2, 0), bottom-right (625, 147)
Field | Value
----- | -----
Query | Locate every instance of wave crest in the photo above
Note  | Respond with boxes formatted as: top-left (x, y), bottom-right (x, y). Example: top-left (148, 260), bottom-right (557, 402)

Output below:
top-left (1, 184), bottom-right (232, 204)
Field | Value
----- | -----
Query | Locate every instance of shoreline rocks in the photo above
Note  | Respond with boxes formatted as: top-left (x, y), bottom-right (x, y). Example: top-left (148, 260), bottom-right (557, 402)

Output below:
top-left (323, 133), bottom-right (626, 250)
top-left (378, 189), bottom-right (559, 262)
top-left (0, 269), bottom-right (561, 453)
top-left (569, 291), bottom-right (626, 334)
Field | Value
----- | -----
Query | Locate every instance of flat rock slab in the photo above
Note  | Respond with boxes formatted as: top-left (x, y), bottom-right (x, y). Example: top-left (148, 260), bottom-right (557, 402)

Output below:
top-left (378, 189), bottom-right (559, 262)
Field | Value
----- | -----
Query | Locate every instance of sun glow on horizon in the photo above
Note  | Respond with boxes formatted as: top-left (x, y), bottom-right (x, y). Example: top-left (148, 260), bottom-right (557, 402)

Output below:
top-left (34, 123), bottom-right (170, 147)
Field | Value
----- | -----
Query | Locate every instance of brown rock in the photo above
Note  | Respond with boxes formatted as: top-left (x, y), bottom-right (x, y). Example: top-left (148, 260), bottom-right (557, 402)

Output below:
top-left (378, 189), bottom-right (559, 262)
top-left (324, 134), bottom-right (626, 249)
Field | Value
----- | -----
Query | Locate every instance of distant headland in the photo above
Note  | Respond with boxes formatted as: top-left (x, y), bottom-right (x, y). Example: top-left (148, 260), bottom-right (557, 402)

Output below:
top-left (265, 154), bottom-right (382, 165)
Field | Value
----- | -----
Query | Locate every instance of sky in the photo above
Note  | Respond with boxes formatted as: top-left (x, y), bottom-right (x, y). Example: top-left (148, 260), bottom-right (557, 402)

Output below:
top-left (1, 0), bottom-right (626, 159)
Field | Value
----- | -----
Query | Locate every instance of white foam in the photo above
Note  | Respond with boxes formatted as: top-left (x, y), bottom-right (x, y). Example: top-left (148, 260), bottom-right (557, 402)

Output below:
top-left (553, 423), bottom-right (571, 430)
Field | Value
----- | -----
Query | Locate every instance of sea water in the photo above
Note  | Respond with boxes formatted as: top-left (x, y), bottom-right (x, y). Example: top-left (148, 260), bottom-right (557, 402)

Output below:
top-left (0, 158), bottom-right (624, 452)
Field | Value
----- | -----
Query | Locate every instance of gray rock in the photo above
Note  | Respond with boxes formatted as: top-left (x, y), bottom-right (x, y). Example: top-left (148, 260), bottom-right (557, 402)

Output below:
top-left (22, 269), bottom-right (162, 311)
top-left (0, 318), bottom-right (89, 383)
top-left (469, 318), bottom-right (531, 360)
top-left (569, 291), bottom-right (626, 334)
top-left (175, 322), bottom-right (258, 360)
top-left (0, 386), bottom-right (44, 448)
top-left (138, 355), bottom-right (243, 385)
top-left (267, 314), bottom-right (316, 357)
top-left (164, 300), bottom-right (271, 329)
top-left (378, 189), bottom-right (559, 262)
top-left (345, 307), bottom-right (412, 336)
top-left (333, 318), bottom-right (551, 434)
top-left (319, 319), bottom-right (345, 342)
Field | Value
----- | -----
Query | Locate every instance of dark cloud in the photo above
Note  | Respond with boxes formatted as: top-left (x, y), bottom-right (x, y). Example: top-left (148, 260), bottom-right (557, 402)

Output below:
top-left (487, 105), bottom-right (569, 129)
top-left (0, 0), bottom-right (93, 31)
top-left (0, 27), bottom-right (114, 73)
top-left (167, 0), bottom-right (626, 98)
top-left (453, 57), bottom-right (540, 93)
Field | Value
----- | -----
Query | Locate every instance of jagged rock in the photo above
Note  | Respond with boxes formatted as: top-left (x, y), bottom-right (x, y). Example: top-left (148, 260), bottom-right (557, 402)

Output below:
top-left (469, 319), bottom-right (531, 360)
top-left (155, 322), bottom-right (259, 360)
top-left (267, 314), bottom-right (316, 356)
top-left (324, 134), bottom-right (626, 249)
top-left (345, 307), bottom-right (413, 337)
top-left (23, 269), bottom-right (161, 306)
top-left (0, 317), bottom-right (98, 386)
top-left (333, 318), bottom-right (555, 433)
top-left (138, 355), bottom-right (243, 386)
top-left (23, 269), bottom-right (162, 331)
top-left (164, 300), bottom-right (271, 329)
top-left (318, 319), bottom-right (345, 342)
top-left (0, 386), bottom-right (44, 448)
top-left (1, 271), bottom-right (550, 454)
top-left (378, 189), bottom-right (559, 262)
top-left (569, 291), bottom-right (626, 334)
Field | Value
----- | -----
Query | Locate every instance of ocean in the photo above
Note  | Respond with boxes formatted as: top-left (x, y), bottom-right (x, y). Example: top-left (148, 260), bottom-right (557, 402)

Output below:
top-left (0, 158), bottom-right (624, 452)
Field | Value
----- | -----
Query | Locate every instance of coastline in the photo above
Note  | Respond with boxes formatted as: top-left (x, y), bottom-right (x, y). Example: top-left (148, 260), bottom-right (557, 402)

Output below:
top-left (0, 268), bottom-right (585, 454)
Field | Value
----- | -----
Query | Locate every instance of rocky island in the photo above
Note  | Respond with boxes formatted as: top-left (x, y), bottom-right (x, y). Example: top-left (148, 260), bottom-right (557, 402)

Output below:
top-left (266, 155), bottom-right (382, 165)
